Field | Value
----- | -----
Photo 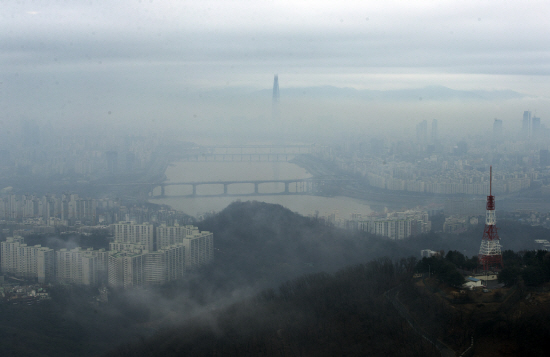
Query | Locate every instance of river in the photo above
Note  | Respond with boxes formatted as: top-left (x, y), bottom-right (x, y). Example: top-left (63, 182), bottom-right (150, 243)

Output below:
top-left (149, 161), bottom-right (374, 219)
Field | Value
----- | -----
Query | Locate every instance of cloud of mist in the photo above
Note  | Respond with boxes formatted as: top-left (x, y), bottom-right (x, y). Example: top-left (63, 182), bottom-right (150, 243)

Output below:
top-left (44, 235), bottom-right (82, 251)
top-left (1, 1), bottom-right (550, 140)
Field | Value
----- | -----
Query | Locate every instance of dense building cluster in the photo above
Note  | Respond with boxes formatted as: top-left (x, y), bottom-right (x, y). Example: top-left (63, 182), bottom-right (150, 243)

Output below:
top-left (317, 111), bottom-right (550, 197)
top-left (362, 162), bottom-right (533, 195)
top-left (0, 125), bottom-right (159, 181)
top-left (107, 222), bottom-right (213, 288)
top-left (0, 193), bottom-right (127, 226)
top-left (347, 210), bottom-right (431, 240)
top-left (0, 237), bottom-right (54, 283)
top-left (0, 194), bottom-right (98, 224)
top-left (0, 222), bottom-right (213, 288)
top-left (0, 194), bottom-right (194, 232)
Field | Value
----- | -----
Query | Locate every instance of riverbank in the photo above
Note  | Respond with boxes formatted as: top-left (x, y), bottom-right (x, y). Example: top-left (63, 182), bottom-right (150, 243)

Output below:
top-left (290, 154), bottom-right (550, 213)
top-left (149, 159), bottom-right (375, 218)
top-left (290, 154), bottom-right (446, 210)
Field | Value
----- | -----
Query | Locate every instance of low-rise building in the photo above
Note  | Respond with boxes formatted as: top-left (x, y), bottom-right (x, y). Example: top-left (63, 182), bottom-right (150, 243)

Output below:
top-left (462, 277), bottom-right (483, 290)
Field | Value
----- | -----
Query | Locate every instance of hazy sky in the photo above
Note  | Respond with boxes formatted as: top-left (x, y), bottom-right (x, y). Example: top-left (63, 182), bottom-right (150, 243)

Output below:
top-left (2, 1), bottom-right (550, 138)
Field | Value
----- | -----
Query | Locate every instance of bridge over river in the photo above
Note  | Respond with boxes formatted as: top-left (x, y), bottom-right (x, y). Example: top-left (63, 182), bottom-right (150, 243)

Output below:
top-left (152, 177), bottom-right (350, 198)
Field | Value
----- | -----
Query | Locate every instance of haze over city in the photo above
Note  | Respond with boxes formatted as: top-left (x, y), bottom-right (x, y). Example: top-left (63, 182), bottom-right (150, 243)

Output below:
top-left (2, 0), bottom-right (550, 138)
top-left (1, 1), bottom-right (550, 356)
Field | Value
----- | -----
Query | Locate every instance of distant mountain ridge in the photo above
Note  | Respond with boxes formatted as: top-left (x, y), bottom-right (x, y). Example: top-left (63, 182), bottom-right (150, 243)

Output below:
top-left (192, 85), bottom-right (525, 101)
top-left (258, 85), bottom-right (525, 101)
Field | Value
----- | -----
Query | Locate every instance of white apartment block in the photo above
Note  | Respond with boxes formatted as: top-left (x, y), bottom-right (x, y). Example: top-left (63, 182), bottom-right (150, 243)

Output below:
top-left (88, 248), bottom-right (109, 283)
top-left (112, 221), bottom-right (154, 251)
top-left (144, 244), bottom-right (186, 285)
top-left (0, 236), bottom-right (55, 283)
top-left (56, 247), bottom-right (108, 286)
top-left (144, 251), bottom-right (166, 285)
top-left (156, 224), bottom-right (213, 269)
top-left (107, 224), bottom-right (212, 288)
top-left (0, 194), bottom-right (97, 222)
top-left (156, 224), bottom-right (195, 250)
top-left (183, 231), bottom-right (214, 268)
top-left (357, 210), bottom-right (431, 240)
top-left (37, 247), bottom-right (56, 283)
top-left (109, 242), bottom-right (147, 252)
top-left (0, 224), bottom-right (212, 289)
top-left (163, 244), bottom-right (186, 281)
top-left (108, 249), bottom-right (146, 289)
top-left (1, 236), bottom-right (24, 274)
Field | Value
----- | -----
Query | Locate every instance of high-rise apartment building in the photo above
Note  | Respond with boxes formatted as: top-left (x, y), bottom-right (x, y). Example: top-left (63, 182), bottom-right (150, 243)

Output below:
top-left (108, 249), bottom-right (146, 289)
top-left (107, 223), bottom-right (212, 287)
top-left (37, 246), bottom-right (56, 283)
top-left (493, 119), bottom-right (503, 138)
top-left (522, 111), bottom-right (531, 138)
top-left (0, 193), bottom-right (97, 224)
top-left (143, 244), bottom-right (186, 285)
top-left (157, 224), bottom-right (213, 269)
top-left (1, 236), bottom-right (24, 274)
top-left (183, 230), bottom-right (214, 269)
top-left (416, 120), bottom-right (428, 144)
top-left (0, 236), bottom-right (54, 283)
top-left (112, 221), bottom-right (154, 251)
top-left (0, 223), bottom-right (212, 288)
top-left (56, 247), bottom-right (108, 285)
top-left (356, 211), bottom-right (431, 240)
top-left (156, 223), bottom-right (194, 250)
top-left (109, 242), bottom-right (146, 252)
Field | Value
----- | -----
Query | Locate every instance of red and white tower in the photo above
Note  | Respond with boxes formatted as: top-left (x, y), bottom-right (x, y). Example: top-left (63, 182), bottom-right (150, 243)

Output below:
top-left (478, 166), bottom-right (503, 271)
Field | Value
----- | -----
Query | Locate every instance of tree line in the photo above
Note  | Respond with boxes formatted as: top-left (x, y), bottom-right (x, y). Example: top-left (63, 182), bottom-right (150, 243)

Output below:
top-left (106, 258), bottom-right (439, 357)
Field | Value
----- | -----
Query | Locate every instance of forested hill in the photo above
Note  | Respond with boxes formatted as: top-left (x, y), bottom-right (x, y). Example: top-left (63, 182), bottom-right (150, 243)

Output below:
top-left (104, 202), bottom-right (434, 356)
top-left (106, 259), bottom-right (438, 357)
top-left (196, 200), bottom-right (414, 290)
top-left (102, 201), bottom-right (550, 357)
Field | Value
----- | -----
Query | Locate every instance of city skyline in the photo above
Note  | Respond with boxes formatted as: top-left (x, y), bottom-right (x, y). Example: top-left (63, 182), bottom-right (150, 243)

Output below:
top-left (1, 1), bottom-right (550, 138)
top-left (2, 2), bottom-right (550, 355)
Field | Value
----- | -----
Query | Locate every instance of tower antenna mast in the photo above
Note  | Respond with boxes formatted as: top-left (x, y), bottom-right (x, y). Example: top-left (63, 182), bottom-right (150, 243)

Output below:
top-left (478, 166), bottom-right (503, 272)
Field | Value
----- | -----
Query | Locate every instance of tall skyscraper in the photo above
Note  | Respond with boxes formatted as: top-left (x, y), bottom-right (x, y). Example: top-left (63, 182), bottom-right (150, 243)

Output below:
top-left (272, 74), bottom-right (280, 120)
top-left (416, 120), bottom-right (428, 144)
top-left (493, 119), bottom-right (503, 138)
top-left (522, 111), bottom-right (531, 138)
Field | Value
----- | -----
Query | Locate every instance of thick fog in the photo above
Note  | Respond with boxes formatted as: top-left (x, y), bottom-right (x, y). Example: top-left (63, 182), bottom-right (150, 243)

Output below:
top-left (2, 2), bottom-right (550, 355)
top-left (1, 1), bottom-right (550, 140)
